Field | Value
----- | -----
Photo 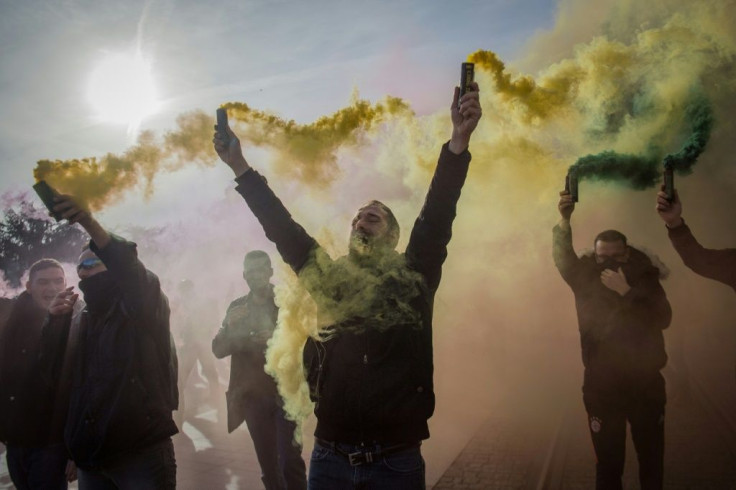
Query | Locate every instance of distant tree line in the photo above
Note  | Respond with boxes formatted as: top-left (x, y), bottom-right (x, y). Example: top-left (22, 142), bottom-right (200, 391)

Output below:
top-left (0, 197), bottom-right (88, 288)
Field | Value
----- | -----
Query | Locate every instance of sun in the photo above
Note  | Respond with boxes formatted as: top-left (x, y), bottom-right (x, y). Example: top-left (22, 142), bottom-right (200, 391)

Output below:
top-left (87, 52), bottom-right (161, 128)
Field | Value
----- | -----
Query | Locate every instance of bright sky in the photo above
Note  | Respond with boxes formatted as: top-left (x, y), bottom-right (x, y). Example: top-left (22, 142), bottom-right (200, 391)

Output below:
top-left (0, 0), bottom-right (557, 202)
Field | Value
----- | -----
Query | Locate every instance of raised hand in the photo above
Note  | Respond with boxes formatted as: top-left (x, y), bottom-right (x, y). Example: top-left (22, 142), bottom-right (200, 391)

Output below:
top-left (213, 122), bottom-right (251, 177)
top-left (449, 81), bottom-right (482, 154)
top-left (49, 286), bottom-right (78, 316)
top-left (558, 191), bottom-right (575, 221)
top-left (655, 188), bottom-right (683, 228)
top-left (600, 267), bottom-right (631, 296)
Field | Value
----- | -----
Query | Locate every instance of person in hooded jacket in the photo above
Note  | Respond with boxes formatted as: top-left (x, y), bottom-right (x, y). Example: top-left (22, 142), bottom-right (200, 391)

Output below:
top-left (554, 190), bottom-right (672, 490)
top-left (40, 194), bottom-right (178, 490)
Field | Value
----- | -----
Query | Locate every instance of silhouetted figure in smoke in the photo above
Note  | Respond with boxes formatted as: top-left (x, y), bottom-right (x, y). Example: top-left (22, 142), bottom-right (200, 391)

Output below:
top-left (173, 278), bottom-right (221, 426)
top-left (40, 194), bottom-right (178, 489)
top-left (656, 189), bottom-right (736, 290)
top-left (212, 251), bottom-right (307, 490)
top-left (213, 83), bottom-right (481, 489)
top-left (554, 190), bottom-right (672, 490)
top-left (0, 259), bottom-right (77, 488)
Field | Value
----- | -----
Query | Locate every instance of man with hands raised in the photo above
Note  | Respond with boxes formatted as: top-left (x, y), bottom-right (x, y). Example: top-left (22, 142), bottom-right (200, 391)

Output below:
top-left (41, 195), bottom-right (178, 490)
top-left (213, 82), bottom-right (481, 489)
top-left (553, 191), bottom-right (672, 490)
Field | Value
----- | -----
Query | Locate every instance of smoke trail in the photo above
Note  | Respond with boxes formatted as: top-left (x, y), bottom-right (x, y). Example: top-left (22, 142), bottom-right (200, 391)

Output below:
top-left (222, 94), bottom-right (413, 187)
top-left (664, 91), bottom-right (715, 174)
top-left (32, 95), bottom-right (412, 210)
top-left (468, 49), bottom-right (577, 121)
top-left (569, 92), bottom-right (714, 188)
top-left (26, 0), bottom-right (736, 453)
top-left (267, 272), bottom-right (318, 444)
top-left (258, 0), bottom-right (735, 432)
top-left (571, 152), bottom-right (659, 189)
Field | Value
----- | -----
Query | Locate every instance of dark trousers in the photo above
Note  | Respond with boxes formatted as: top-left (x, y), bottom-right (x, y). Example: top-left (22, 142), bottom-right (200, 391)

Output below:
top-left (242, 395), bottom-right (307, 490)
top-left (6, 442), bottom-right (68, 490)
top-left (76, 438), bottom-right (176, 490)
top-left (308, 440), bottom-right (425, 490)
top-left (584, 386), bottom-right (665, 490)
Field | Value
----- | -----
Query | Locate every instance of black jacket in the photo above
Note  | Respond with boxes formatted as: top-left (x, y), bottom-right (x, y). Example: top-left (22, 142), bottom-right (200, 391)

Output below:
top-left (0, 292), bottom-right (60, 447)
top-left (212, 289), bottom-right (280, 432)
top-left (553, 224), bottom-right (672, 390)
top-left (235, 142), bottom-right (470, 444)
top-left (40, 235), bottom-right (178, 469)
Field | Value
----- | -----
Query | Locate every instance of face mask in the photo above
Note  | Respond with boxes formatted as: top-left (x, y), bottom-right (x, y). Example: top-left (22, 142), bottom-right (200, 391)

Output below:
top-left (78, 271), bottom-right (118, 312)
top-left (597, 258), bottom-right (621, 272)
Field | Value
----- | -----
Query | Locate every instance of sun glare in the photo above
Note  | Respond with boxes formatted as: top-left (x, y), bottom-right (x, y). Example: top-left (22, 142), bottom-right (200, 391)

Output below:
top-left (88, 52), bottom-right (160, 128)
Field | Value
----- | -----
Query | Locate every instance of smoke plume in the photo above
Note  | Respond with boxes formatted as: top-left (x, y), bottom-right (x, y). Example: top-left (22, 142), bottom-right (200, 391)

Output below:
top-left (25, 0), bottom-right (736, 460)
top-left (569, 92), bottom-right (714, 189)
top-left (32, 94), bottom-right (412, 210)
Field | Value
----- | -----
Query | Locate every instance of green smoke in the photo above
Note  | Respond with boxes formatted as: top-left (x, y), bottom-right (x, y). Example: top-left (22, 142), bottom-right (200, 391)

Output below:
top-left (569, 91), bottom-right (714, 188)
top-left (297, 246), bottom-right (424, 336)
top-left (663, 92), bottom-right (714, 174)
top-left (571, 151), bottom-right (660, 190)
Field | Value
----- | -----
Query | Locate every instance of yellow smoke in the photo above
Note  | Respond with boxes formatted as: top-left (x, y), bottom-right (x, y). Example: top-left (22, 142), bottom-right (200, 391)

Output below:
top-left (262, 0), bottom-right (736, 430)
top-left (33, 113), bottom-right (218, 211)
top-left (33, 93), bottom-right (413, 209)
top-left (266, 270), bottom-right (318, 444)
top-left (222, 93), bottom-right (413, 188)
top-left (33, 0), bottom-right (736, 440)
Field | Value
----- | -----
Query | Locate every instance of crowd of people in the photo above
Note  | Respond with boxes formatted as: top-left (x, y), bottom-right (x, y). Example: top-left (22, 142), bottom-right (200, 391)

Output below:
top-left (0, 74), bottom-right (733, 490)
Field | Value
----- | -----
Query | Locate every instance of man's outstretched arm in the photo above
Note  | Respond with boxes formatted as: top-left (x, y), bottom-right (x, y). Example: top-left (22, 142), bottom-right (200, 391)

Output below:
top-left (213, 120), bottom-right (317, 273)
top-left (53, 195), bottom-right (166, 324)
top-left (552, 191), bottom-right (582, 289)
top-left (406, 82), bottom-right (482, 291)
top-left (656, 189), bottom-right (736, 288)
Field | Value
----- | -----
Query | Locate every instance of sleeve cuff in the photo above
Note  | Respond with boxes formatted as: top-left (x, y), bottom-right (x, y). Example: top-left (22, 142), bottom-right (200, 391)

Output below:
top-left (666, 220), bottom-right (691, 239)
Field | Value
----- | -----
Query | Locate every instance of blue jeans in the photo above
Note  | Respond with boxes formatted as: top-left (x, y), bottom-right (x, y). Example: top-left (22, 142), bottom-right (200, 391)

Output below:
top-left (242, 395), bottom-right (307, 490)
top-left (308, 440), bottom-right (425, 490)
top-left (6, 442), bottom-right (68, 490)
top-left (77, 438), bottom-right (176, 490)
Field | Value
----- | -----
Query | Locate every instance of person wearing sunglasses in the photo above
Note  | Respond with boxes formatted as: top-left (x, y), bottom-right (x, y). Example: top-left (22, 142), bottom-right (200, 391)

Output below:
top-left (554, 190), bottom-right (672, 490)
top-left (40, 194), bottom-right (179, 490)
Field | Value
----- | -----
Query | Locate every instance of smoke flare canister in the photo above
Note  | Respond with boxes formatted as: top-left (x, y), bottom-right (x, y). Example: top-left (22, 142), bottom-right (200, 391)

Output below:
top-left (565, 171), bottom-right (579, 203)
top-left (216, 108), bottom-right (231, 146)
top-left (459, 62), bottom-right (475, 109)
top-left (663, 159), bottom-right (675, 202)
top-left (33, 180), bottom-right (63, 221)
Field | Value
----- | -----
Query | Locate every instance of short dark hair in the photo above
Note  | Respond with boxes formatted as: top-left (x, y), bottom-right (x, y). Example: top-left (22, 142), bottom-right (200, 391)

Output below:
top-left (243, 250), bottom-right (271, 271)
top-left (594, 229), bottom-right (628, 247)
top-left (363, 200), bottom-right (400, 248)
top-left (28, 258), bottom-right (64, 282)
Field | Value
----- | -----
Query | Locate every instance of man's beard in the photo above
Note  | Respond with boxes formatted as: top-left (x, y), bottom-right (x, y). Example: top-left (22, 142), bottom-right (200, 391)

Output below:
top-left (349, 231), bottom-right (374, 256)
top-left (348, 231), bottom-right (394, 262)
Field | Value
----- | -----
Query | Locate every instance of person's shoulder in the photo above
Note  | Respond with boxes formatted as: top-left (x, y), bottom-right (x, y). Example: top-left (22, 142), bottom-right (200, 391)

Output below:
top-left (629, 246), bottom-right (669, 280)
top-left (0, 296), bottom-right (14, 330)
top-left (228, 296), bottom-right (248, 309)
